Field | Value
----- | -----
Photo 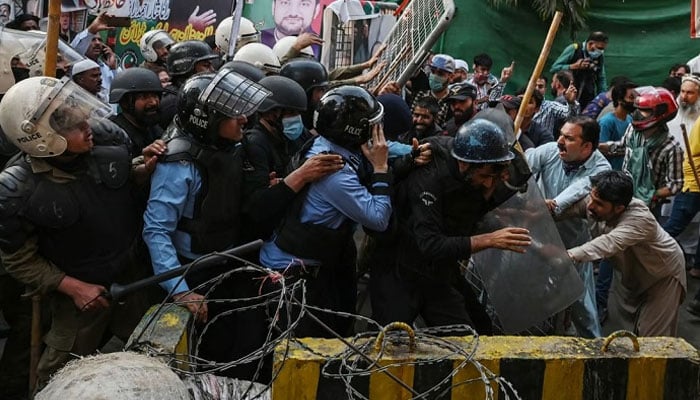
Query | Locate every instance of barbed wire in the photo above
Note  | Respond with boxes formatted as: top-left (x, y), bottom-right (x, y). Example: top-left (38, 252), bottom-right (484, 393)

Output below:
top-left (127, 252), bottom-right (523, 400)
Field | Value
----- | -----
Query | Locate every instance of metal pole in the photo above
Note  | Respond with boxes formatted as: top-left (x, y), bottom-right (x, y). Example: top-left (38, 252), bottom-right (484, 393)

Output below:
top-left (226, 0), bottom-right (245, 61)
top-left (108, 240), bottom-right (263, 301)
top-left (44, 0), bottom-right (61, 77)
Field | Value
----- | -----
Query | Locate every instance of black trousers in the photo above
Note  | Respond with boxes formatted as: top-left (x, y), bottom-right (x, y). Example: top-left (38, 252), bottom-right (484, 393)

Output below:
top-left (370, 262), bottom-right (493, 335)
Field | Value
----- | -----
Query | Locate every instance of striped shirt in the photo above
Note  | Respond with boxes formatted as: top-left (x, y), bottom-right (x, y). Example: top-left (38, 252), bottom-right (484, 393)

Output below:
top-left (411, 90), bottom-right (453, 127)
top-left (532, 100), bottom-right (580, 138)
top-left (621, 124), bottom-right (684, 195)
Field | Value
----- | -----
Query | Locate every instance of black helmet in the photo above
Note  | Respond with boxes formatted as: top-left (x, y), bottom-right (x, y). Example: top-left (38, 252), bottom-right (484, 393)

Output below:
top-left (279, 58), bottom-right (329, 93)
top-left (314, 85), bottom-right (383, 150)
top-left (176, 70), bottom-right (270, 143)
top-left (219, 60), bottom-right (265, 82)
top-left (257, 76), bottom-right (307, 113)
top-left (109, 67), bottom-right (164, 103)
top-left (452, 119), bottom-right (515, 163)
top-left (167, 40), bottom-right (220, 77)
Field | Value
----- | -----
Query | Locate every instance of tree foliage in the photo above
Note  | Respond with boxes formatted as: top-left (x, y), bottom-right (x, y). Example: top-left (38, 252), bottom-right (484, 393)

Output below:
top-left (486, 0), bottom-right (590, 39)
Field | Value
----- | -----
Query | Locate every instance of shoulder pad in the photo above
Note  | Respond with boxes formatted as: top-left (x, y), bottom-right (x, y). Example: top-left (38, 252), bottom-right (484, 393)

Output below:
top-left (162, 136), bottom-right (197, 163)
top-left (0, 156), bottom-right (34, 218)
top-left (91, 118), bottom-right (129, 147)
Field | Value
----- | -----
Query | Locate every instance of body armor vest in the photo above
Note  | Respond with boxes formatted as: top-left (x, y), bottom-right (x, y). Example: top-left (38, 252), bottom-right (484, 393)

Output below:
top-left (161, 127), bottom-right (243, 254)
top-left (19, 145), bottom-right (137, 286)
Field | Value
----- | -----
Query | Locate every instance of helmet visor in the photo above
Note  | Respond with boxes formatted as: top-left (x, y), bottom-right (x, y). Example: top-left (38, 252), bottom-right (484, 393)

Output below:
top-left (32, 78), bottom-right (112, 137)
top-left (200, 70), bottom-right (271, 117)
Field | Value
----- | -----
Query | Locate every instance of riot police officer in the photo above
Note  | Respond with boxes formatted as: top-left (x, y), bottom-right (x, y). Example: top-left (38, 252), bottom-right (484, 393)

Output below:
top-left (139, 29), bottom-right (175, 69)
top-left (279, 58), bottom-right (330, 130)
top-left (242, 75), bottom-right (344, 241)
top-left (142, 69), bottom-right (270, 376)
top-left (0, 76), bottom-right (159, 389)
top-left (370, 119), bottom-right (532, 334)
top-left (109, 67), bottom-right (165, 158)
top-left (259, 85), bottom-right (392, 337)
top-left (160, 40), bottom-right (219, 128)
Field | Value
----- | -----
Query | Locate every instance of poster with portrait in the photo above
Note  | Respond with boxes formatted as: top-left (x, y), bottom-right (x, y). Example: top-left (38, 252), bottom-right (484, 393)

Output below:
top-left (243, 0), bottom-right (330, 58)
top-left (0, 0), bottom-right (15, 25)
top-left (243, 0), bottom-right (394, 61)
top-left (83, 0), bottom-right (235, 68)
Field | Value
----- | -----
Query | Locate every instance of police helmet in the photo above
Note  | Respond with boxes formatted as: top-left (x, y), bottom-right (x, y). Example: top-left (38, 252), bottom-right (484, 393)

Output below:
top-left (314, 85), bottom-right (383, 150)
top-left (167, 40), bottom-right (219, 77)
top-left (176, 70), bottom-right (270, 143)
top-left (451, 119), bottom-right (515, 163)
top-left (257, 76), bottom-right (307, 113)
top-left (279, 59), bottom-right (329, 94)
top-left (109, 67), bottom-right (164, 104)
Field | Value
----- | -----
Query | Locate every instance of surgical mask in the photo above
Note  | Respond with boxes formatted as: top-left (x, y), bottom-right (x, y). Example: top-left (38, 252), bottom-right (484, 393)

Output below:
top-left (428, 73), bottom-right (448, 91)
top-left (621, 101), bottom-right (635, 113)
top-left (588, 49), bottom-right (604, 59)
top-left (282, 115), bottom-right (304, 140)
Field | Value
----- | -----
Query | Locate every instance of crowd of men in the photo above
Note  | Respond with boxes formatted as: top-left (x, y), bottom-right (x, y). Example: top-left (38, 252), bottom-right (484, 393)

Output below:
top-left (0, 12), bottom-right (697, 398)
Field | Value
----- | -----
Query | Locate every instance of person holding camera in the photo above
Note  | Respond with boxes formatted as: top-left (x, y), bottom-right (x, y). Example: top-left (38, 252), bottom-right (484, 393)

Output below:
top-left (550, 31), bottom-right (609, 109)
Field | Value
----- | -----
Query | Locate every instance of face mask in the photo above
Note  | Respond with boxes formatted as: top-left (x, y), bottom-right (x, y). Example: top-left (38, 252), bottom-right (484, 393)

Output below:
top-left (428, 73), bottom-right (448, 91)
top-left (282, 115), bottom-right (304, 140)
top-left (621, 101), bottom-right (635, 113)
top-left (588, 49), bottom-right (603, 59)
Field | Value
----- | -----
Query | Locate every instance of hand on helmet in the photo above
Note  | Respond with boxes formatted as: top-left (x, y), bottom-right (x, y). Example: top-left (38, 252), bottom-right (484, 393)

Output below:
top-left (362, 124), bottom-right (388, 173)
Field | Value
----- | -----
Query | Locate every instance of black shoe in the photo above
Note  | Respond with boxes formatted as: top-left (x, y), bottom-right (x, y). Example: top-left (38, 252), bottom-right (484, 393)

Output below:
top-left (686, 299), bottom-right (700, 317)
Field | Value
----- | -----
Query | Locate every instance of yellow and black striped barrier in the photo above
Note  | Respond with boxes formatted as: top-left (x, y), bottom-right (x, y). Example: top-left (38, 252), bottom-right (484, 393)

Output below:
top-left (126, 304), bottom-right (191, 369)
top-left (272, 331), bottom-right (700, 400)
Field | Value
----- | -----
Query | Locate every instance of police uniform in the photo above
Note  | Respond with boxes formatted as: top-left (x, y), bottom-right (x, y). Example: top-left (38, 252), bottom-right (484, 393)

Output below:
top-left (369, 136), bottom-right (496, 334)
top-left (0, 121), bottom-right (148, 387)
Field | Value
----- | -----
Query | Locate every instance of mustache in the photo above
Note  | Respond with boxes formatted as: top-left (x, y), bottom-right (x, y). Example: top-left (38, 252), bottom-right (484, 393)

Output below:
top-left (558, 143), bottom-right (566, 152)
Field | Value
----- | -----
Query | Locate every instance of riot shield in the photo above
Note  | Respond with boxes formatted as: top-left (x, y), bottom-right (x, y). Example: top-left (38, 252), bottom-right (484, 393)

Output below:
top-left (0, 26), bottom-right (84, 93)
top-left (471, 176), bottom-right (584, 333)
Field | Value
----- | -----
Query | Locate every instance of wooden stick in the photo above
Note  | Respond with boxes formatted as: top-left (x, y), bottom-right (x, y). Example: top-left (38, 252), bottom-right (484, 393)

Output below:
top-left (43, 0), bottom-right (61, 77)
top-left (513, 11), bottom-right (564, 143)
top-left (29, 293), bottom-right (41, 394)
top-left (681, 123), bottom-right (700, 189)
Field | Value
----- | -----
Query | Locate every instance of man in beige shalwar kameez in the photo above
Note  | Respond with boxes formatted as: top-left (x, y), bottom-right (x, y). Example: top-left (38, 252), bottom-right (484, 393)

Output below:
top-left (566, 171), bottom-right (686, 336)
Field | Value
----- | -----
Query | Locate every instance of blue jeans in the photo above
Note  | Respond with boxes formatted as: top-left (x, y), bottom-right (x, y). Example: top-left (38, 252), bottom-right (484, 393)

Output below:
top-left (571, 261), bottom-right (602, 338)
top-left (663, 191), bottom-right (700, 269)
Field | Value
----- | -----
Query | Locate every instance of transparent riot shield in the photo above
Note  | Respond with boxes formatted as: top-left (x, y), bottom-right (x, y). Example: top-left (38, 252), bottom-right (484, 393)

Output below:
top-left (0, 26), bottom-right (84, 94)
top-left (471, 176), bottom-right (584, 333)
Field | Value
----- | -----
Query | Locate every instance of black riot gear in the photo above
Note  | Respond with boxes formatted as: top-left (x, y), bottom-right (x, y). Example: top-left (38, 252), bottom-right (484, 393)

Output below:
top-left (176, 70), bottom-right (270, 144)
top-left (257, 76), bottom-right (307, 113)
top-left (109, 67), bottom-right (164, 104)
top-left (279, 58), bottom-right (329, 93)
top-left (451, 119), bottom-right (515, 164)
top-left (167, 40), bottom-right (219, 78)
top-left (314, 85), bottom-right (384, 150)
